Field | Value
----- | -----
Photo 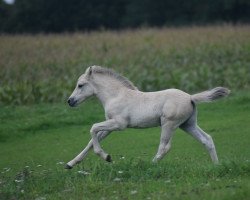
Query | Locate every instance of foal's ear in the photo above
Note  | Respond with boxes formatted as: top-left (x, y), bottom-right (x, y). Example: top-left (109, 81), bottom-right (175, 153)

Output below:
top-left (86, 66), bottom-right (93, 77)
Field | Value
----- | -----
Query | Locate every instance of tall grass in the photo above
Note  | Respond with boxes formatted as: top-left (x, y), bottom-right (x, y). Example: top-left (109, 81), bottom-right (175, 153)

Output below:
top-left (0, 25), bottom-right (250, 105)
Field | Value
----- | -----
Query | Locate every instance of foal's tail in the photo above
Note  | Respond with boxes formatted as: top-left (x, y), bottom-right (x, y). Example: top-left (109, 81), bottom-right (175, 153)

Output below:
top-left (191, 87), bottom-right (230, 104)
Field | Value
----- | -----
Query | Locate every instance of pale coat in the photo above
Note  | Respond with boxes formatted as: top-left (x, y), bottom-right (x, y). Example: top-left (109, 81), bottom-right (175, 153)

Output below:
top-left (65, 66), bottom-right (230, 169)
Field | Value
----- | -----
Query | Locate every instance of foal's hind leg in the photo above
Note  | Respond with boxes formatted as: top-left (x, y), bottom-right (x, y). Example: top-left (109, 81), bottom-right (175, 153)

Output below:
top-left (152, 139), bottom-right (172, 163)
top-left (181, 122), bottom-right (219, 163)
top-left (180, 103), bottom-right (219, 164)
top-left (152, 121), bottom-right (175, 163)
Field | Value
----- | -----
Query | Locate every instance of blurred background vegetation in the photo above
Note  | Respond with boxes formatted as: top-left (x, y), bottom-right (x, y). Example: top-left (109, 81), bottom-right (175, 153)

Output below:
top-left (0, 1), bottom-right (250, 105)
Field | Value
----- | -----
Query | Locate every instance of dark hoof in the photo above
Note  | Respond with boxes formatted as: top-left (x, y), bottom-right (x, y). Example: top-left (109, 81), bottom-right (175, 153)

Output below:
top-left (106, 155), bottom-right (112, 162)
top-left (64, 164), bottom-right (73, 169)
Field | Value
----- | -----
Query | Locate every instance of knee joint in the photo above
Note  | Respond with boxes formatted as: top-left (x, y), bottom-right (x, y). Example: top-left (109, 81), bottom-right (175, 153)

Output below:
top-left (93, 148), bottom-right (102, 155)
top-left (90, 124), bottom-right (99, 135)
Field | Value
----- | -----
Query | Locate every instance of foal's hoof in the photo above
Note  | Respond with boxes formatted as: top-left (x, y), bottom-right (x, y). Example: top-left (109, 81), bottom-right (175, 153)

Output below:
top-left (106, 155), bottom-right (112, 162)
top-left (64, 164), bottom-right (73, 169)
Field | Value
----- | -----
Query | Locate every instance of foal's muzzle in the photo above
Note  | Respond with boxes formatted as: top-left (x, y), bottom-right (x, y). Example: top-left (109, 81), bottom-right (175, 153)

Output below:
top-left (67, 98), bottom-right (77, 107)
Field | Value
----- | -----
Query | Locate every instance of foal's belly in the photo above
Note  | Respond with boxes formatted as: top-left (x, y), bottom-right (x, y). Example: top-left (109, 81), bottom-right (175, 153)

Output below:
top-left (127, 106), bottom-right (161, 128)
top-left (128, 117), bottom-right (161, 128)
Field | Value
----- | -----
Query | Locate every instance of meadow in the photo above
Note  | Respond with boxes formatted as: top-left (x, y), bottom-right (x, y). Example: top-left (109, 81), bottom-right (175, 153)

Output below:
top-left (0, 25), bottom-right (250, 105)
top-left (0, 93), bottom-right (250, 200)
top-left (0, 25), bottom-right (250, 199)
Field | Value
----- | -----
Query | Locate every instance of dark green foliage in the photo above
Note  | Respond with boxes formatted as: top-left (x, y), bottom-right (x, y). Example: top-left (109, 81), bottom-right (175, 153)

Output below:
top-left (0, 0), bottom-right (250, 33)
top-left (0, 0), bottom-right (128, 33)
top-left (1, 0), bottom-right (250, 33)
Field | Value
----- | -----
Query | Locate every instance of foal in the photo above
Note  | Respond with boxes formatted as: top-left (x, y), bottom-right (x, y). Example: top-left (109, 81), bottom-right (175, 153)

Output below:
top-left (65, 66), bottom-right (230, 169)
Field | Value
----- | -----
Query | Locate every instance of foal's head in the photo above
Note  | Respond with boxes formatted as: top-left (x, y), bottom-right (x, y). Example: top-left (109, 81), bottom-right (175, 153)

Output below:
top-left (68, 67), bottom-right (94, 107)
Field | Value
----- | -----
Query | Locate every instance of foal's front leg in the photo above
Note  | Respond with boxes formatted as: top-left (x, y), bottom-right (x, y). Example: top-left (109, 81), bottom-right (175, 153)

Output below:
top-left (65, 131), bottom-right (110, 169)
top-left (90, 119), bottom-right (125, 161)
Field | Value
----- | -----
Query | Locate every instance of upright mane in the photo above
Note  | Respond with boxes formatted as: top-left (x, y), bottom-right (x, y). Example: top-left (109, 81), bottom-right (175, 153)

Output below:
top-left (87, 66), bottom-right (138, 90)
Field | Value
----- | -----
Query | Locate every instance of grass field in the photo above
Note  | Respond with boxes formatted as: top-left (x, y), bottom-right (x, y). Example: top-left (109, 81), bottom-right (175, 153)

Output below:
top-left (1, 91), bottom-right (250, 199)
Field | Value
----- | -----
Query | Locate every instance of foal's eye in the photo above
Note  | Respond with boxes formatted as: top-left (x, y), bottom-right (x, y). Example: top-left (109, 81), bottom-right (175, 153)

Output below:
top-left (78, 84), bottom-right (84, 88)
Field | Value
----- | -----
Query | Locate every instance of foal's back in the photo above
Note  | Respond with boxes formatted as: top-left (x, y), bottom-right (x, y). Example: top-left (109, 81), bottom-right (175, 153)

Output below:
top-left (110, 88), bottom-right (194, 128)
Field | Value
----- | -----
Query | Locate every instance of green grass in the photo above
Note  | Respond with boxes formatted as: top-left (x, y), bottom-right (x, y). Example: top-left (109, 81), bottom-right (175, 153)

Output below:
top-left (0, 92), bottom-right (250, 199)
top-left (0, 25), bottom-right (250, 105)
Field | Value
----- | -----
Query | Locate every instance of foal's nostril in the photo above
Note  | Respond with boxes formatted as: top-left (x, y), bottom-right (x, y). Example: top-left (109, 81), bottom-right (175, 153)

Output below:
top-left (68, 98), bottom-right (74, 105)
top-left (68, 98), bottom-right (77, 106)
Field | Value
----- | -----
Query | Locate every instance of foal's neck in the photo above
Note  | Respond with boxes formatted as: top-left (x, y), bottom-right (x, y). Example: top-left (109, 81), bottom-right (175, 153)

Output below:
top-left (91, 76), bottom-right (128, 107)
